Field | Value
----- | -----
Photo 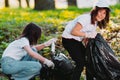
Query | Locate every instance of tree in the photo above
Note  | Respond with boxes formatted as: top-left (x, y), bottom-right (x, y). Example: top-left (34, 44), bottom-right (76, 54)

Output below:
top-left (34, 0), bottom-right (55, 10)
top-left (18, 0), bottom-right (21, 7)
top-left (68, 0), bottom-right (76, 6)
top-left (5, 0), bottom-right (9, 7)
top-left (118, 0), bottom-right (120, 3)
top-left (26, 0), bottom-right (29, 7)
top-left (18, 0), bottom-right (30, 8)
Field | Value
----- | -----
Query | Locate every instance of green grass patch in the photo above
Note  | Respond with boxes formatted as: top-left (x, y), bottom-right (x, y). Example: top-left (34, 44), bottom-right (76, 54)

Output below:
top-left (0, 5), bottom-right (120, 56)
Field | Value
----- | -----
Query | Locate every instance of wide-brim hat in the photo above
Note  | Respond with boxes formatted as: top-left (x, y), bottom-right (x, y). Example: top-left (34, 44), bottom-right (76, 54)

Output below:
top-left (93, 0), bottom-right (111, 11)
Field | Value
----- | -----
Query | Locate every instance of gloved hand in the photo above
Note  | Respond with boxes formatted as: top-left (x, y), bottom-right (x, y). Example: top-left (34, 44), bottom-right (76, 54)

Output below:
top-left (85, 32), bottom-right (97, 38)
top-left (43, 58), bottom-right (55, 69)
top-left (43, 38), bottom-right (57, 47)
top-left (82, 38), bottom-right (89, 47)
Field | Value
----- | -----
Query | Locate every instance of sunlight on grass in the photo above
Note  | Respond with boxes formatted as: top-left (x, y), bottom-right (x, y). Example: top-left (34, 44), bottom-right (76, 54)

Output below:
top-left (0, 4), bottom-right (120, 80)
top-left (114, 9), bottom-right (120, 15)
top-left (59, 10), bottom-right (77, 20)
top-left (0, 5), bottom-right (120, 56)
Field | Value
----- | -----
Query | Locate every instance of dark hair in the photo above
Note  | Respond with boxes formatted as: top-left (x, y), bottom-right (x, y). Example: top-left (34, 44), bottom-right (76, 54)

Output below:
top-left (90, 6), bottom-right (110, 29)
top-left (20, 22), bottom-right (42, 45)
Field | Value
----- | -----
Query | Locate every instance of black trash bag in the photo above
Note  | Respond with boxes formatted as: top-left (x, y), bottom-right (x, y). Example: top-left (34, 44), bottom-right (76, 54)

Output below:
top-left (39, 53), bottom-right (74, 80)
top-left (51, 53), bottom-right (74, 80)
top-left (40, 64), bottom-right (55, 80)
top-left (86, 33), bottom-right (120, 80)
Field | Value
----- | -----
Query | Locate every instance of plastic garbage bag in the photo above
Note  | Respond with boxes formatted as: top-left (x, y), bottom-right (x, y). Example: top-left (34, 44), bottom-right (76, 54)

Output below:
top-left (85, 33), bottom-right (120, 80)
top-left (40, 42), bottom-right (74, 80)
top-left (52, 53), bottom-right (74, 76)
top-left (40, 53), bottom-right (74, 80)
top-left (40, 65), bottom-right (54, 80)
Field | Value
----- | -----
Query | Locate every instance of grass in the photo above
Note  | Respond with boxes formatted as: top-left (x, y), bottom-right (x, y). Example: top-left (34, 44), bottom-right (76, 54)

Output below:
top-left (0, 6), bottom-right (91, 55)
top-left (0, 4), bottom-right (120, 80)
top-left (0, 4), bottom-right (120, 55)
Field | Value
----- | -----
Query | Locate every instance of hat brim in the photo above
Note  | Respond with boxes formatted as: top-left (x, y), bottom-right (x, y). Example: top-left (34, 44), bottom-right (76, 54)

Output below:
top-left (96, 6), bottom-right (111, 12)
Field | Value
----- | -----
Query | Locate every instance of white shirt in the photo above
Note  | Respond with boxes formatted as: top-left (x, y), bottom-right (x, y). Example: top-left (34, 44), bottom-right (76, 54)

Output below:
top-left (62, 13), bottom-right (97, 41)
top-left (2, 37), bottom-right (30, 60)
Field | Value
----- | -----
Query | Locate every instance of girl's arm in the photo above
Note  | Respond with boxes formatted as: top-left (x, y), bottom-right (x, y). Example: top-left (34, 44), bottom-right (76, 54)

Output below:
top-left (71, 22), bottom-right (88, 46)
top-left (24, 45), bottom-right (55, 68)
top-left (71, 22), bottom-right (86, 37)
top-left (71, 22), bottom-right (97, 38)
top-left (34, 38), bottom-right (57, 51)
top-left (24, 45), bottom-right (45, 63)
top-left (34, 43), bottom-right (45, 51)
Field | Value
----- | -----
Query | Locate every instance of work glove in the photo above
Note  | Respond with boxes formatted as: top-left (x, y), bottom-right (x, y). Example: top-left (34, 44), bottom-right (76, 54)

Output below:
top-left (43, 58), bottom-right (55, 69)
top-left (85, 32), bottom-right (97, 38)
top-left (43, 38), bottom-right (57, 47)
top-left (82, 38), bottom-right (89, 47)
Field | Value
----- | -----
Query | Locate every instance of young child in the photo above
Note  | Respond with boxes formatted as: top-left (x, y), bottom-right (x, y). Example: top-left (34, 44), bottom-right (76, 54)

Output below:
top-left (62, 0), bottom-right (111, 80)
top-left (1, 22), bottom-right (57, 80)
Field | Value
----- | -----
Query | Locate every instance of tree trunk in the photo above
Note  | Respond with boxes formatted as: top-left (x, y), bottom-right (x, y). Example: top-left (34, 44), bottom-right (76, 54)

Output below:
top-left (68, 0), bottom-right (76, 6)
top-left (34, 0), bottom-right (55, 10)
top-left (26, 0), bottom-right (29, 7)
top-left (18, 0), bottom-right (29, 8)
top-left (5, 0), bottom-right (9, 7)
top-left (18, 0), bottom-right (22, 7)
top-left (118, 0), bottom-right (120, 3)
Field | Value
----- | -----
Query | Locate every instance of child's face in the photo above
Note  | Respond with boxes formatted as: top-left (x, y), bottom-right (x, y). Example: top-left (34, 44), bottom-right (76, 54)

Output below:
top-left (96, 9), bottom-right (106, 21)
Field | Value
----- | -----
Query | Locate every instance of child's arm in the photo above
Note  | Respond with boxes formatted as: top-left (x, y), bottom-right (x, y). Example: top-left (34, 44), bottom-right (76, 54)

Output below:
top-left (24, 45), bottom-right (54, 68)
top-left (34, 38), bottom-right (57, 51)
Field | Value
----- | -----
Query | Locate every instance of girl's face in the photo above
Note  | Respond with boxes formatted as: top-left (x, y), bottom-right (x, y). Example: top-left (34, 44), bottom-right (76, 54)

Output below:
top-left (96, 9), bottom-right (106, 21)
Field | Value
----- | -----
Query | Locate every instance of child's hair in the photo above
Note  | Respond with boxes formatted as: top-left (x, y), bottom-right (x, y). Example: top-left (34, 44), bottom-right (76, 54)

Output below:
top-left (20, 22), bottom-right (42, 45)
top-left (90, 6), bottom-right (110, 29)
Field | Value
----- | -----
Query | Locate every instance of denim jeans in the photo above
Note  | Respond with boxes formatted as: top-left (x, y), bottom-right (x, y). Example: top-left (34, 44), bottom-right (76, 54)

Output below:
top-left (1, 48), bottom-right (42, 80)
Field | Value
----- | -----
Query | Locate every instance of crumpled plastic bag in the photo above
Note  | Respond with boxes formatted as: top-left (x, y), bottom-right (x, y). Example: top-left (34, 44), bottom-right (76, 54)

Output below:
top-left (86, 33), bottom-right (120, 80)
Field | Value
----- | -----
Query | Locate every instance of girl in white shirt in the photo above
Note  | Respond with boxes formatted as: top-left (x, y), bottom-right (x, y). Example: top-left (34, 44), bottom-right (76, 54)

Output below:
top-left (1, 22), bottom-right (57, 80)
top-left (62, 0), bottom-right (111, 80)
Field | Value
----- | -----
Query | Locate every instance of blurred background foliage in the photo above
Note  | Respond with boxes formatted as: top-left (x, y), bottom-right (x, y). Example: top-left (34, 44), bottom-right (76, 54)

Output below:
top-left (0, 0), bottom-right (120, 60)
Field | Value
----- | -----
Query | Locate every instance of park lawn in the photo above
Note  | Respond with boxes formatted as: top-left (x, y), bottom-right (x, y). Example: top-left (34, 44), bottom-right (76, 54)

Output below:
top-left (0, 4), bottom-right (120, 57)
top-left (0, 4), bottom-right (120, 80)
